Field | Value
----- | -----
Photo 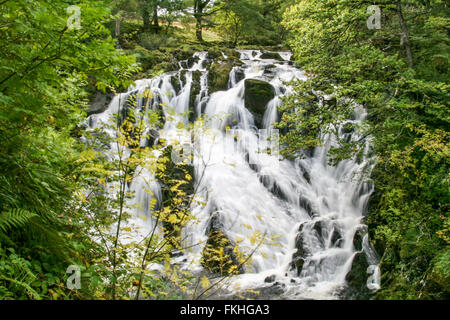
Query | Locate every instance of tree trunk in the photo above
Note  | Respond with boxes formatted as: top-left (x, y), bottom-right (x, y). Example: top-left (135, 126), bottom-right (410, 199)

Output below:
top-left (142, 6), bottom-right (150, 31)
top-left (152, 5), bottom-right (160, 33)
top-left (396, 1), bottom-right (414, 68)
top-left (194, 0), bottom-right (206, 42)
top-left (196, 19), bottom-right (203, 42)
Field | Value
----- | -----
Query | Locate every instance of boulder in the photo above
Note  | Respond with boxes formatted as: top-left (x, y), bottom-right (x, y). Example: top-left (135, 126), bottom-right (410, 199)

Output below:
top-left (290, 223), bottom-right (307, 276)
top-left (201, 213), bottom-right (243, 276)
top-left (260, 51), bottom-right (284, 61)
top-left (207, 62), bottom-right (233, 93)
top-left (353, 226), bottom-right (367, 252)
top-left (244, 79), bottom-right (275, 116)
top-left (264, 275), bottom-right (276, 283)
top-left (87, 92), bottom-right (114, 116)
top-left (342, 252), bottom-right (374, 300)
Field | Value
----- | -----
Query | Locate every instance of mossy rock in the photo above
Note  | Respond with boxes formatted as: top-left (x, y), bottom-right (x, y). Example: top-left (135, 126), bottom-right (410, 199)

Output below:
top-left (260, 51), bottom-right (284, 61)
top-left (189, 70), bottom-right (202, 119)
top-left (158, 146), bottom-right (195, 249)
top-left (290, 224), bottom-right (307, 275)
top-left (87, 92), bottom-right (114, 116)
top-left (353, 228), bottom-right (365, 252)
top-left (342, 252), bottom-right (373, 300)
top-left (201, 215), bottom-right (243, 276)
top-left (244, 79), bottom-right (275, 116)
top-left (207, 63), bottom-right (233, 93)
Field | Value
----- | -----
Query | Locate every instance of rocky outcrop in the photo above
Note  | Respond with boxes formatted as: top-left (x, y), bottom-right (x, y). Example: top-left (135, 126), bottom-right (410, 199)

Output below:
top-left (87, 92), bottom-right (115, 116)
top-left (244, 79), bottom-right (275, 116)
top-left (290, 223), bottom-right (307, 276)
top-left (342, 252), bottom-right (373, 300)
top-left (201, 214), bottom-right (243, 276)
top-left (207, 48), bottom-right (243, 93)
top-left (207, 63), bottom-right (233, 93)
top-left (260, 51), bottom-right (284, 61)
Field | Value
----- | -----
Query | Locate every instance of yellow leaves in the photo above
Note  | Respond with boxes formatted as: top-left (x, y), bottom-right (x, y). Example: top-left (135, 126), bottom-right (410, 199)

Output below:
top-left (78, 149), bottom-right (97, 162)
top-left (98, 178), bottom-right (106, 186)
top-left (167, 214), bottom-right (179, 225)
top-left (249, 230), bottom-right (261, 245)
top-left (200, 276), bottom-right (210, 289)
top-left (243, 223), bottom-right (252, 230)
top-left (75, 191), bottom-right (87, 203)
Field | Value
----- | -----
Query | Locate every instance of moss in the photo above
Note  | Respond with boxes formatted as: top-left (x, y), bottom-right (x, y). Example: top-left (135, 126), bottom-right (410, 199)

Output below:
top-left (189, 70), bottom-right (202, 119)
top-left (201, 229), bottom-right (242, 276)
top-left (207, 63), bottom-right (232, 93)
top-left (343, 252), bottom-right (374, 300)
top-left (260, 51), bottom-right (284, 61)
top-left (290, 224), bottom-right (307, 275)
top-left (157, 146), bottom-right (194, 249)
top-left (244, 79), bottom-right (275, 116)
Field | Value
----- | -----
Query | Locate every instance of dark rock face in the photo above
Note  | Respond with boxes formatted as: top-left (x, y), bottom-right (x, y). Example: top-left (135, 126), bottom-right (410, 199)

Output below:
top-left (260, 51), bottom-right (284, 61)
top-left (353, 227), bottom-right (366, 252)
top-left (330, 228), bottom-right (344, 248)
top-left (170, 74), bottom-right (181, 95)
top-left (342, 252), bottom-right (374, 300)
top-left (190, 70), bottom-right (202, 116)
top-left (208, 62), bottom-right (233, 93)
top-left (290, 223), bottom-right (307, 276)
top-left (244, 79), bottom-right (275, 116)
top-left (87, 92), bottom-right (115, 116)
top-left (264, 275), bottom-right (276, 283)
top-left (158, 146), bottom-right (195, 249)
top-left (202, 213), bottom-right (243, 276)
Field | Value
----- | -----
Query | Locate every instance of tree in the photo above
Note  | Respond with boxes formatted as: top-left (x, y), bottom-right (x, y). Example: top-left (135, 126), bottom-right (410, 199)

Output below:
top-left (212, 0), bottom-right (262, 47)
top-left (192, 0), bottom-right (225, 42)
top-left (279, 0), bottom-right (449, 299)
top-left (139, 0), bottom-right (185, 33)
top-left (0, 0), bottom-right (138, 299)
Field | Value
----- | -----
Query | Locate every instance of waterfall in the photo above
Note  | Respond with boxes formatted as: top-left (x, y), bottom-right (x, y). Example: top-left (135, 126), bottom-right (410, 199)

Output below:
top-left (86, 49), bottom-right (380, 299)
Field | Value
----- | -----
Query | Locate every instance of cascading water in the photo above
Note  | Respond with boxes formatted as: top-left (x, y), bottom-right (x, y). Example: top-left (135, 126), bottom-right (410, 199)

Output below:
top-left (86, 49), bottom-right (380, 299)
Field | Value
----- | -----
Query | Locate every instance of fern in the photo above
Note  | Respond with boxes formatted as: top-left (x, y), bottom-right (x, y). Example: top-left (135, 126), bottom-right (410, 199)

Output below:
top-left (0, 209), bottom-right (38, 233)
top-left (0, 276), bottom-right (41, 300)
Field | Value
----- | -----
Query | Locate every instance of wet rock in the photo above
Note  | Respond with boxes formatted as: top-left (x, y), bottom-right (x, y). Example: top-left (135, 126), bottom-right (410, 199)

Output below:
top-left (170, 74), bottom-right (181, 95)
top-left (353, 226), bottom-right (366, 252)
top-left (234, 68), bottom-right (246, 83)
top-left (244, 79), bottom-right (275, 116)
top-left (291, 224), bottom-right (307, 275)
top-left (202, 213), bottom-right (243, 276)
top-left (260, 51), bottom-right (284, 61)
top-left (330, 228), bottom-right (344, 248)
top-left (313, 221), bottom-right (324, 239)
top-left (87, 92), bottom-right (114, 116)
top-left (299, 196), bottom-right (314, 217)
top-left (189, 70), bottom-right (202, 115)
top-left (342, 252), bottom-right (374, 300)
top-left (208, 62), bottom-right (233, 93)
top-left (264, 275), bottom-right (276, 283)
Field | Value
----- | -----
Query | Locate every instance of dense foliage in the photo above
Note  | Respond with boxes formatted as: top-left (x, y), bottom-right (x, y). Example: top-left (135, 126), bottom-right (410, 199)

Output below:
top-left (0, 0), bottom-right (447, 300)
top-left (278, 0), bottom-right (449, 299)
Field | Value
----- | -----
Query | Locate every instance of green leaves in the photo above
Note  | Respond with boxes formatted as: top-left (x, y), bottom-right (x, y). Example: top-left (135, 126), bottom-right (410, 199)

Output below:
top-left (281, 0), bottom-right (449, 299)
top-left (0, 209), bottom-right (38, 233)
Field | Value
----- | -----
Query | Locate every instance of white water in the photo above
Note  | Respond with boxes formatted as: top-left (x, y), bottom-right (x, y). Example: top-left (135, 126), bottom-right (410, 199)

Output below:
top-left (86, 49), bottom-right (380, 299)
